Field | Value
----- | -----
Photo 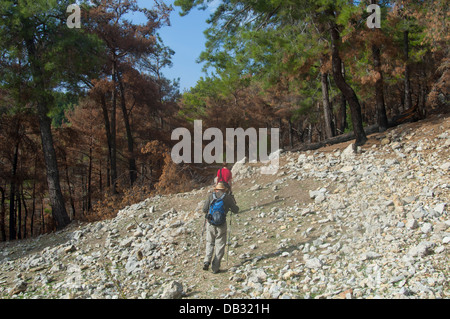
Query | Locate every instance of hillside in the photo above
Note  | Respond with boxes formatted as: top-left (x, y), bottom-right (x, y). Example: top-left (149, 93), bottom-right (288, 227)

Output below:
top-left (0, 113), bottom-right (449, 300)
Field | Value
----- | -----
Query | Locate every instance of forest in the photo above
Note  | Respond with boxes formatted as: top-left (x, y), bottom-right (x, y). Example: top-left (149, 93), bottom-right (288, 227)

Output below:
top-left (0, 0), bottom-right (448, 241)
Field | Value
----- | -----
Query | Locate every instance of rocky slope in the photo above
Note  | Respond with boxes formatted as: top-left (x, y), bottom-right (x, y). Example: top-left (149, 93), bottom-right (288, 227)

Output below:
top-left (0, 114), bottom-right (449, 299)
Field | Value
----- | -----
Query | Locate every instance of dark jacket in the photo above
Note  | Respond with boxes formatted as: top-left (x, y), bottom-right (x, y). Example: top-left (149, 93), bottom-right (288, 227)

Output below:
top-left (202, 192), bottom-right (239, 218)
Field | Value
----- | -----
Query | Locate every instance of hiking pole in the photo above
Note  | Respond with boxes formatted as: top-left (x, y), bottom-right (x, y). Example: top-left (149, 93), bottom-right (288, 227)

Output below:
top-left (226, 212), bottom-right (233, 266)
top-left (196, 216), bottom-right (207, 269)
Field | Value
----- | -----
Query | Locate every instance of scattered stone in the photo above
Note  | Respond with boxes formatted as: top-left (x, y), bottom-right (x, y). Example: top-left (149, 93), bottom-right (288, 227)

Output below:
top-left (161, 281), bottom-right (184, 299)
top-left (305, 258), bottom-right (323, 269)
top-left (408, 241), bottom-right (435, 257)
top-left (434, 203), bottom-right (446, 214)
top-left (361, 251), bottom-right (382, 261)
top-left (10, 280), bottom-right (27, 296)
top-left (421, 223), bottom-right (433, 234)
top-left (249, 184), bottom-right (262, 191)
top-left (341, 143), bottom-right (355, 159)
top-left (64, 244), bottom-right (77, 254)
top-left (0, 116), bottom-right (449, 300)
top-left (341, 165), bottom-right (354, 173)
top-left (406, 219), bottom-right (418, 229)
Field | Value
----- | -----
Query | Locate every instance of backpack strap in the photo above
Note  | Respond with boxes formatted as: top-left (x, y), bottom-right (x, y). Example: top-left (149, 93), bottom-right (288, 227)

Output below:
top-left (218, 168), bottom-right (223, 183)
top-left (209, 195), bottom-right (217, 208)
top-left (209, 192), bottom-right (225, 209)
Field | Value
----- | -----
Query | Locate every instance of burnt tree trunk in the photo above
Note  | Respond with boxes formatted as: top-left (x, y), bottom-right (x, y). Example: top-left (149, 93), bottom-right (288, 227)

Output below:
top-left (64, 157), bottom-right (76, 219)
top-left (36, 100), bottom-right (71, 229)
top-left (288, 118), bottom-right (293, 148)
top-left (9, 140), bottom-right (19, 240)
top-left (100, 91), bottom-right (117, 195)
top-left (17, 187), bottom-right (21, 239)
top-left (116, 67), bottom-right (137, 186)
top-left (372, 44), bottom-right (389, 132)
top-left (336, 62), bottom-right (348, 135)
top-left (321, 71), bottom-right (335, 139)
top-left (329, 18), bottom-right (367, 146)
top-left (371, 0), bottom-right (388, 132)
top-left (25, 37), bottom-right (70, 230)
top-left (110, 60), bottom-right (118, 194)
top-left (21, 186), bottom-right (28, 239)
top-left (87, 145), bottom-right (93, 212)
top-left (0, 187), bottom-right (6, 241)
top-left (404, 30), bottom-right (413, 112)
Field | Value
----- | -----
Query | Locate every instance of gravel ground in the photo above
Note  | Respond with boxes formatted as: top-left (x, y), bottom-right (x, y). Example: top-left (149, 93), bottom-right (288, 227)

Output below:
top-left (0, 113), bottom-right (448, 299)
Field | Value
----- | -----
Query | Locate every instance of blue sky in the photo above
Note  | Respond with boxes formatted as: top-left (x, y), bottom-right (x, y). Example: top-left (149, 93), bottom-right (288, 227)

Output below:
top-left (133, 0), bottom-right (216, 92)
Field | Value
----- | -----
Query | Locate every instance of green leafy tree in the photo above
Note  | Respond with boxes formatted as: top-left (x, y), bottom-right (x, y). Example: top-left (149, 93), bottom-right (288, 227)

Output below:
top-left (176, 0), bottom-right (369, 145)
top-left (0, 0), bottom-right (103, 229)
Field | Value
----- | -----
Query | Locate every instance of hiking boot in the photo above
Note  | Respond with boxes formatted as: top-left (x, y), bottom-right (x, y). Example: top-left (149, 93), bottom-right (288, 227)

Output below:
top-left (202, 262), bottom-right (209, 271)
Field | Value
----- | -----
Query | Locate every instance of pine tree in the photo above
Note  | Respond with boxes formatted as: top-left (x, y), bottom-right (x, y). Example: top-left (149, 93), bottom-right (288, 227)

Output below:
top-left (176, 0), bottom-right (369, 145)
top-left (86, 0), bottom-right (172, 190)
top-left (0, 0), bottom-right (103, 230)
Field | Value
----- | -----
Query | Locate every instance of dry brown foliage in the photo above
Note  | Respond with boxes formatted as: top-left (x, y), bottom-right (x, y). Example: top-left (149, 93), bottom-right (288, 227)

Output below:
top-left (155, 153), bottom-right (193, 195)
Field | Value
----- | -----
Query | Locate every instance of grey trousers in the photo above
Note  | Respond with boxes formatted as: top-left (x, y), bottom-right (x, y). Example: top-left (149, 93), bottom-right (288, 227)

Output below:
top-left (204, 222), bottom-right (227, 272)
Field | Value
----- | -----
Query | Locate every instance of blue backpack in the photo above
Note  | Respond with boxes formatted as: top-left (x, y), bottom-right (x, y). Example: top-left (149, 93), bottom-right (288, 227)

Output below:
top-left (208, 193), bottom-right (226, 226)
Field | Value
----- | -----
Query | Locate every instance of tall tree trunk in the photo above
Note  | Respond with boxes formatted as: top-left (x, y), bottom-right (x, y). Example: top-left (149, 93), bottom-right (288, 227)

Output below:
top-left (81, 171), bottom-right (86, 214)
top-left (25, 38), bottom-right (70, 230)
top-left (418, 79), bottom-right (427, 119)
top-left (99, 159), bottom-right (103, 194)
top-left (404, 30), bottom-right (413, 112)
top-left (372, 43), bottom-right (388, 132)
top-left (40, 199), bottom-right (45, 234)
top-left (288, 118), bottom-right (293, 148)
top-left (64, 157), bottom-right (76, 219)
top-left (106, 157), bottom-right (111, 188)
top-left (87, 145), bottom-right (93, 212)
top-left (369, 1), bottom-right (388, 133)
top-left (321, 70), bottom-right (335, 139)
top-left (17, 187), bottom-right (21, 239)
top-left (297, 121), bottom-right (304, 143)
top-left (0, 187), bottom-right (6, 241)
top-left (21, 187), bottom-right (28, 239)
top-left (116, 68), bottom-right (137, 186)
top-left (307, 123), bottom-right (312, 144)
top-left (31, 182), bottom-right (36, 238)
top-left (30, 156), bottom-right (37, 237)
top-left (329, 18), bottom-right (367, 146)
top-left (337, 93), bottom-right (347, 135)
top-left (9, 140), bottom-right (19, 240)
top-left (110, 61), bottom-right (118, 194)
top-left (36, 100), bottom-right (71, 229)
top-left (336, 63), bottom-right (348, 135)
top-left (278, 118), bottom-right (283, 149)
top-left (100, 94), bottom-right (115, 193)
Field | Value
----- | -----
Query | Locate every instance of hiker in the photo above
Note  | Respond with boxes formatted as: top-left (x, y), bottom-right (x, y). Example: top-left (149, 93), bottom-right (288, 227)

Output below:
top-left (202, 182), bottom-right (239, 274)
top-left (216, 162), bottom-right (232, 192)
